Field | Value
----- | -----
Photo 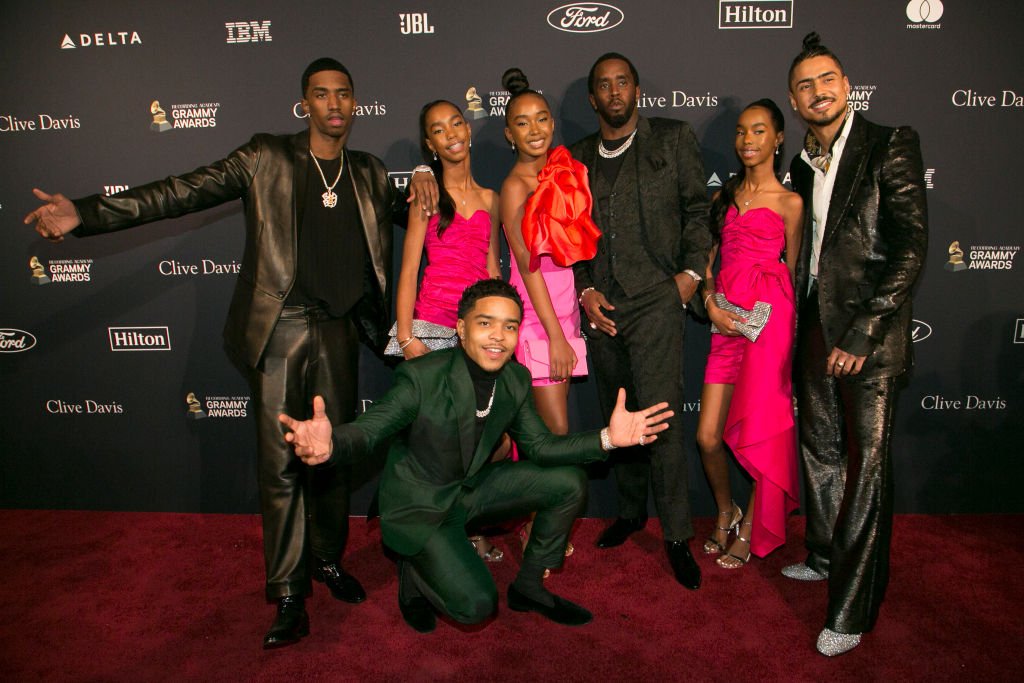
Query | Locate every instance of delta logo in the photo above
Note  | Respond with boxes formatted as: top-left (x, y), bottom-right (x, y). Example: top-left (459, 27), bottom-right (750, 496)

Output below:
top-left (61, 31), bottom-right (142, 49)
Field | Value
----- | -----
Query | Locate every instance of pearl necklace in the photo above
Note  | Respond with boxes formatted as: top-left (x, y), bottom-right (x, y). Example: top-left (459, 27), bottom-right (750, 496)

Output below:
top-left (476, 382), bottom-right (496, 418)
top-left (311, 151), bottom-right (344, 208)
top-left (597, 129), bottom-right (638, 159)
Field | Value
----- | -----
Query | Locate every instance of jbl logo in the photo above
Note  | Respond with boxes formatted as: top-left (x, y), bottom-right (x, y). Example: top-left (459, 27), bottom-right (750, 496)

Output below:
top-left (399, 13), bottom-right (434, 35)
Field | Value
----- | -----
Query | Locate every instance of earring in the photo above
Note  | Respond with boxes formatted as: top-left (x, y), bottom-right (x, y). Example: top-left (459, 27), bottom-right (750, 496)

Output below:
top-left (432, 151), bottom-right (438, 161)
top-left (511, 140), bottom-right (517, 152)
top-left (775, 146), bottom-right (780, 155)
top-left (469, 140), bottom-right (472, 149)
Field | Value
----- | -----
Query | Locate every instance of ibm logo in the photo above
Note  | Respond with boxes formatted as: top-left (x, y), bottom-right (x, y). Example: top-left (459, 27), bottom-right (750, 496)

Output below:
top-left (399, 13), bottom-right (434, 34)
top-left (225, 21), bottom-right (272, 44)
top-left (925, 168), bottom-right (935, 189)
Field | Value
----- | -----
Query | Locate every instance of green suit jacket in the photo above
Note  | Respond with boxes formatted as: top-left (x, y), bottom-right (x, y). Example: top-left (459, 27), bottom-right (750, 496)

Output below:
top-left (331, 348), bottom-right (606, 556)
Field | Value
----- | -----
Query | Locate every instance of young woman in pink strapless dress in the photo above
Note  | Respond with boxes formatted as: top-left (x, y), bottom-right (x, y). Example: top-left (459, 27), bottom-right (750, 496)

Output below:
top-left (499, 68), bottom-right (601, 562)
top-left (393, 99), bottom-right (504, 561)
top-left (697, 99), bottom-right (803, 569)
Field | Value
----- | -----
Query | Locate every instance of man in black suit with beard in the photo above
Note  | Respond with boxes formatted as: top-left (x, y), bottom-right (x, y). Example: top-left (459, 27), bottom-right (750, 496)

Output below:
top-left (570, 53), bottom-right (712, 590)
top-left (781, 33), bottom-right (928, 656)
top-left (25, 57), bottom-right (435, 649)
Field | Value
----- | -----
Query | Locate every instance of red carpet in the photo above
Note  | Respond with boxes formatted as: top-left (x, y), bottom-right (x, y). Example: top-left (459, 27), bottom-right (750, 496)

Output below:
top-left (0, 511), bottom-right (1019, 682)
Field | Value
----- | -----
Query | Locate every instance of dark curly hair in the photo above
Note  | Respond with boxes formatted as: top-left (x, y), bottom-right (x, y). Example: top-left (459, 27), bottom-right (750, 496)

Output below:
top-left (457, 278), bottom-right (524, 321)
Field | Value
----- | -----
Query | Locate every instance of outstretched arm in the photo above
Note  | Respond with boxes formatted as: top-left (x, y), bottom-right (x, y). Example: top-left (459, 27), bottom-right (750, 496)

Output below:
top-left (280, 396), bottom-right (334, 466)
top-left (23, 188), bottom-right (82, 243)
top-left (606, 388), bottom-right (673, 447)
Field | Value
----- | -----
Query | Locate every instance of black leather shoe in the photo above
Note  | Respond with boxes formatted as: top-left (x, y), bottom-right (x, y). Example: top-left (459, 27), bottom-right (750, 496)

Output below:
top-left (263, 596), bottom-right (310, 649)
top-left (665, 540), bottom-right (701, 590)
top-left (313, 559), bottom-right (367, 604)
top-left (397, 560), bottom-right (436, 633)
top-left (507, 584), bottom-right (593, 626)
top-left (596, 516), bottom-right (647, 548)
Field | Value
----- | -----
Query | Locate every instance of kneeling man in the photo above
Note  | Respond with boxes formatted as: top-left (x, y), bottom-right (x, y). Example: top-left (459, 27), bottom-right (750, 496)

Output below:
top-left (280, 279), bottom-right (672, 632)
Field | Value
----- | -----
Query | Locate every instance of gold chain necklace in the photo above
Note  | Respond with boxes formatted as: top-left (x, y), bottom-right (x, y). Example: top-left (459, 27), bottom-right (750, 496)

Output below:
top-left (310, 151), bottom-right (344, 208)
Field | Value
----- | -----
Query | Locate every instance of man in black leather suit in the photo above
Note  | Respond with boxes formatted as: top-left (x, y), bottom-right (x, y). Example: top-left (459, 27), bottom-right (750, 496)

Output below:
top-left (780, 34), bottom-right (928, 656)
top-left (571, 53), bottom-right (712, 590)
top-left (25, 58), bottom-right (433, 648)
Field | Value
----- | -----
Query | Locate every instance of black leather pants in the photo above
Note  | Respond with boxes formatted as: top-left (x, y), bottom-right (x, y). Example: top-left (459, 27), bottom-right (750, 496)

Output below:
top-left (796, 288), bottom-right (896, 634)
top-left (251, 305), bottom-right (359, 600)
top-left (585, 279), bottom-right (693, 541)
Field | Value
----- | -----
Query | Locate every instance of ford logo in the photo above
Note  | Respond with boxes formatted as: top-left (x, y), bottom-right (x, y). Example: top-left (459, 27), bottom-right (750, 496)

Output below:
top-left (0, 328), bottom-right (37, 352)
top-left (911, 319), bottom-right (932, 343)
top-left (547, 3), bottom-right (624, 33)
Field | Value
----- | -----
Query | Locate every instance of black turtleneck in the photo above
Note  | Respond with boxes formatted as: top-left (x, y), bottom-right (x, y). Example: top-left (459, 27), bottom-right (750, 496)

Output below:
top-left (461, 350), bottom-right (500, 450)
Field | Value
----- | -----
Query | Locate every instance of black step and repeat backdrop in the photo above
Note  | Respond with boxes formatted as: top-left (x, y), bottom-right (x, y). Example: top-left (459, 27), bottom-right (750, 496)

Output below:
top-left (2, 1), bottom-right (1021, 515)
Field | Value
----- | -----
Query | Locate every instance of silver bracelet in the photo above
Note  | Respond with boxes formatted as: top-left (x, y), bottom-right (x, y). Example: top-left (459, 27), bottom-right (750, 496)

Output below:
top-left (578, 286), bottom-right (595, 308)
top-left (600, 427), bottom-right (617, 451)
top-left (683, 269), bottom-right (702, 282)
top-left (411, 164), bottom-right (434, 177)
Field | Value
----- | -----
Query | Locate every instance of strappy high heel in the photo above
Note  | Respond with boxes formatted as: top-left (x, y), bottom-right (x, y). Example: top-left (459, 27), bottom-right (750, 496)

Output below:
top-left (716, 520), bottom-right (752, 569)
top-left (703, 502), bottom-right (742, 555)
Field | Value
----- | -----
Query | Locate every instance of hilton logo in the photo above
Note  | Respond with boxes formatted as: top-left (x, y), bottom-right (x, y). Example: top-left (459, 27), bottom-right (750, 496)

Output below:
top-left (388, 171), bottom-right (412, 193)
top-left (225, 21), bottom-right (272, 44)
top-left (108, 326), bottom-right (171, 351)
top-left (718, 0), bottom-right (793, 29)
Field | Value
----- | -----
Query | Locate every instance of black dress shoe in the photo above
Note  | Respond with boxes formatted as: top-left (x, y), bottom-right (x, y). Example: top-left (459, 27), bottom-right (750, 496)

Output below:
top-left (665, 540), bottom-right (701, 590)
top-left (507, 584), bottom-right (593, 626)
top-left (263, 596), bottom-right (310, 649)
top-left (313, 559), bottom-right (367, 604)
top-left (397, 559), bottom-right (436, 633)
top-left (596, 516), bottom-right (647, 548)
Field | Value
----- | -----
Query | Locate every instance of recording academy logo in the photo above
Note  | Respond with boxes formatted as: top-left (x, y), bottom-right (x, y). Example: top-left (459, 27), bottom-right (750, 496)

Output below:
top-left (911, 319), bottom-right (932, 343)
top-left (149, 100), bottom-right (220, 131)
top-left (158, 258), bottom-right (241, 276)
top-left (1015, 319), bottom-right (1024, 344)
top-left (906, 0), bottom-right (943, 29)
top-left (547, 3), bottom-right (624, 33)
top-left (29, 257), bottom-right (93, 285)
top-left (925, 168), bottom-right (935, 189)
top-left (0, 329), bottom-right (37, 353)
top-left (849, 84), bottom-right (877, 112)
top-left (108, 326), bottom-right (172, 351)
top-left (186, 392), bottom-right (250, 419)
top-left (225, 20), bottom-right (272, 44)
top-left (945, 240), bottom-right (1019, 272)
top-left (399, 12), bottom-right (435, 34)
top-left (920, 394), bottom-right (1006, 411)
top-left (60, 31), bottom-right (143, 49)
top-left (0, 113), bottom-right (81, 133)
top-left (46, 398), bottom-right (124, 415)
top-left (466, 87), bottom-right (487, 119)
top-left (718, 1), bottom-right (793, 29)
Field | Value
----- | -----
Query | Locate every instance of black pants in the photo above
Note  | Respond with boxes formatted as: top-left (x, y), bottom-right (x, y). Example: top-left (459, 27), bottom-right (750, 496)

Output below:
top-left (585, 279), bottom-right (692, 541)
top-left (250, 305), bottom-right (359, 600)
top-left (405, 460), bottom-right (586, 624)
top-left (796, 287), bottom-right (896, 634)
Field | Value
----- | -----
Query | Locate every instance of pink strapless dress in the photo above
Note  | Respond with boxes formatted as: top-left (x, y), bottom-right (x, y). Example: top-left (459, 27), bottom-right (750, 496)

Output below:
top-left (414, 210), bottom-right (491, 328)
top-left (704, 206), bottom-right (799, 557)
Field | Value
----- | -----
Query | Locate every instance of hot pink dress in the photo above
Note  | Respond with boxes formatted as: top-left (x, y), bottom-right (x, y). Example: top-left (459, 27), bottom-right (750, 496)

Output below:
top-left (414, 210), bottom-right (491, 328)
top-left (704, 206), bottom-right (799, 557)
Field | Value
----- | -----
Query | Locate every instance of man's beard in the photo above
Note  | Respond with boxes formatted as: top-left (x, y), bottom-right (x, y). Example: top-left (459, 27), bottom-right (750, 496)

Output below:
top-left (599, 101), bottom-right (636, 130)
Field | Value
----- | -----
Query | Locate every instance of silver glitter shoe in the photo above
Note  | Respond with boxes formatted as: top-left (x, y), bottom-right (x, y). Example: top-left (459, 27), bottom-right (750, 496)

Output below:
top-left (781, 562), bottom-right (828, 581)
top-left (816, 628), bottom-right (861, 656)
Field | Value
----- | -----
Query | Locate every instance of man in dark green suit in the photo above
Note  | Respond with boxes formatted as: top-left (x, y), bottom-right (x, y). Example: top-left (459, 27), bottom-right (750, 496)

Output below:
top-left (280, 279), bottom-right (673, 632)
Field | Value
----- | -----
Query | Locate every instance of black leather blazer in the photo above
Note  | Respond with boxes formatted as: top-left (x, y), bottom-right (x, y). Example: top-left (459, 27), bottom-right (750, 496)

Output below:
top-left (570, 116), bottom-right (712, 301)
top-left (73, 130), bottom-right (396, 368)
top-left (791, 114), bottom-right (928, 379)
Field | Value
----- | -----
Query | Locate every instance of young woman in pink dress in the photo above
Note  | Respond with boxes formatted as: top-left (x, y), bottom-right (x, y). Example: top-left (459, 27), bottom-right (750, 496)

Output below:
top-left (499, 68), bottom-right (601, 560)
top-left (697, 99), bottom-right (803, 569)
top-left (391, 99), bottom-right (504, 560)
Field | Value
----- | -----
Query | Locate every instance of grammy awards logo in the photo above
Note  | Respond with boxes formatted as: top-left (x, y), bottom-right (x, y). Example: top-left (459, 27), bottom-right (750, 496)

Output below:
top-left (29, 256), bottom-right (51, 285)
top-left (945, 241), bottom-right (967, 272)
top-left (150, 100), bottom-right (171, 132)
top-left (465, 87), bottom-right (487, 119)
top-left (185, 392), bottom-right (207, 420)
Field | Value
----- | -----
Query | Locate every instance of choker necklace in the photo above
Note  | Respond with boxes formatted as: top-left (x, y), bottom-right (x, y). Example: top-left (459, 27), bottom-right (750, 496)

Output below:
top-left (598, 129), bottom-right (638, 159)
top-left (476, 382), bottom-right (496, 418)
top-left (311, 151), bottom-right (344, 208)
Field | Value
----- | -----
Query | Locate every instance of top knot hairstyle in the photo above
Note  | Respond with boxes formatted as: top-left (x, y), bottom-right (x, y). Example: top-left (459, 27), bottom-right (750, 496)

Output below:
top-left (788, 32), bottom-right (845, 87)
top-left (501, 68), bottom-right (548, 124)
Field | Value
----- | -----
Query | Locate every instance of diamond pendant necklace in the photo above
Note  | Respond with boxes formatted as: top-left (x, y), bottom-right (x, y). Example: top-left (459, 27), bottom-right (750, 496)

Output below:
top-left (476, 382), bottom-right (496, 418)
top-left (311, 151), bottom-right (344, 208)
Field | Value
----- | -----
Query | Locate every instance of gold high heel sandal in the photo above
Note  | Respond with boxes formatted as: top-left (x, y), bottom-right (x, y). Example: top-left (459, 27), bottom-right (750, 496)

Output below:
top-left (702, 502), bottom-right (742, 555)
top-left (716, 520), bottom-right (752, 569)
